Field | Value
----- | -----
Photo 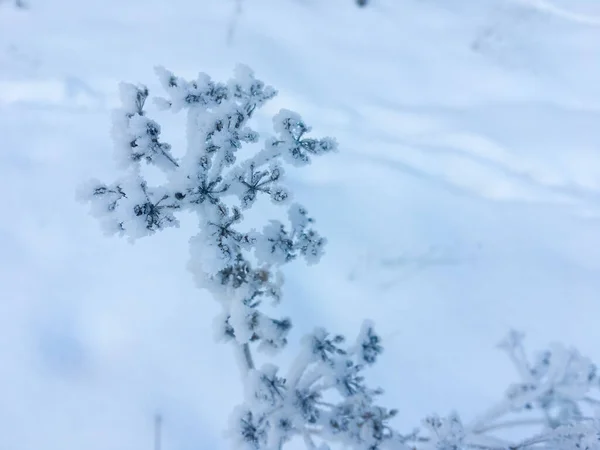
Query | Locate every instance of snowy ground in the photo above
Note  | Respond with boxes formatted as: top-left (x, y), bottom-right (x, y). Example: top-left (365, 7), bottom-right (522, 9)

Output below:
top-left (2, 0), bottom-right (600, 449)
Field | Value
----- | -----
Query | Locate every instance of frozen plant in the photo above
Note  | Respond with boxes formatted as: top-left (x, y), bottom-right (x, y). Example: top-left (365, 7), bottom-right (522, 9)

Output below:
top-left (80, 66), bottom-right (600, 450)
top-left (79, 65), bottom-right (399, 450)
top-left (404, 331), bottom-right (600, 450)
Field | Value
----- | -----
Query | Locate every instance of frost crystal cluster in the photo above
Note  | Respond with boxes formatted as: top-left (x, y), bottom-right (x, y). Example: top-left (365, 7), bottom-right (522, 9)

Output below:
top-left (81, 66), bottom-right (600, 450)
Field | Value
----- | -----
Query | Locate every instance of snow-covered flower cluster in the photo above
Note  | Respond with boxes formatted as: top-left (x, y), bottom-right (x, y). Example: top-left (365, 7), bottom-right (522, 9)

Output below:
top-left (499, 330), bottom-right (599, 427)
top-left (79, 65), bottom-right (336, 358)
top-left (230, 322), bottom-right (398, 450)
top-left (80, 66), bottom-right (600, 450)
top-left (448, 331), bottom-right (600, 450)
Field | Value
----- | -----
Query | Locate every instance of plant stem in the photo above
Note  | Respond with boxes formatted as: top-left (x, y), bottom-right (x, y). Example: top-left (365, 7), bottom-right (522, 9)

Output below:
top-left (242, 342), bottom-right (255, 370)
top-left (472, 418), bottom-right (547, 435)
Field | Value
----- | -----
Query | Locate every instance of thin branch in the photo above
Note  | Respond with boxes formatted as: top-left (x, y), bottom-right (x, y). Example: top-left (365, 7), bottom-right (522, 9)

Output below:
top-left (471, 418), bottom-right (547, 435)
top-left (302, 430), bottom-right (317, 450)
top-left (232, 341), bottom-right (255, 382)
top-left (315, 400), bottom-right (336, 409)
top-left (163, 150), bottom-right (179, 168)
top-left (242, 342), bottom-right (255, 370)
top-left (510, 433), bottom-right (551, 450)
top-left (467, 400), bottom-right (516, 433)
top-left (582, 396), bottom-right (600, 405)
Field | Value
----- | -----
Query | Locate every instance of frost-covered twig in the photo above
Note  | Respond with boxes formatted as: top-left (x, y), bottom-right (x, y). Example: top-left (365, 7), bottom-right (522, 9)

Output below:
top-left (455, 331), bottom-right (600, 450)
top-left (471, 419), bottom-right (547, 435)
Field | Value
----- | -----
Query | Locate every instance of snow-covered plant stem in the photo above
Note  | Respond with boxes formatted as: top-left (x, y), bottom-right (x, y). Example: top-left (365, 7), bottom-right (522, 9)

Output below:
top-left (80, 66), bottom-right (600, 450)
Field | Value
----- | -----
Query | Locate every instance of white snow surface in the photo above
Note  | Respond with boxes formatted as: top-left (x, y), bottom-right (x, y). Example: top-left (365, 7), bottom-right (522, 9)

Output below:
top-left (2, 0), bottom-right (600, 449)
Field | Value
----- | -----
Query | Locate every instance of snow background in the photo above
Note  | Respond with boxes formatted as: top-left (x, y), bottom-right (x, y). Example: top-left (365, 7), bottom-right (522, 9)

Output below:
top-left (1, 0), bottom-right (600, 448)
